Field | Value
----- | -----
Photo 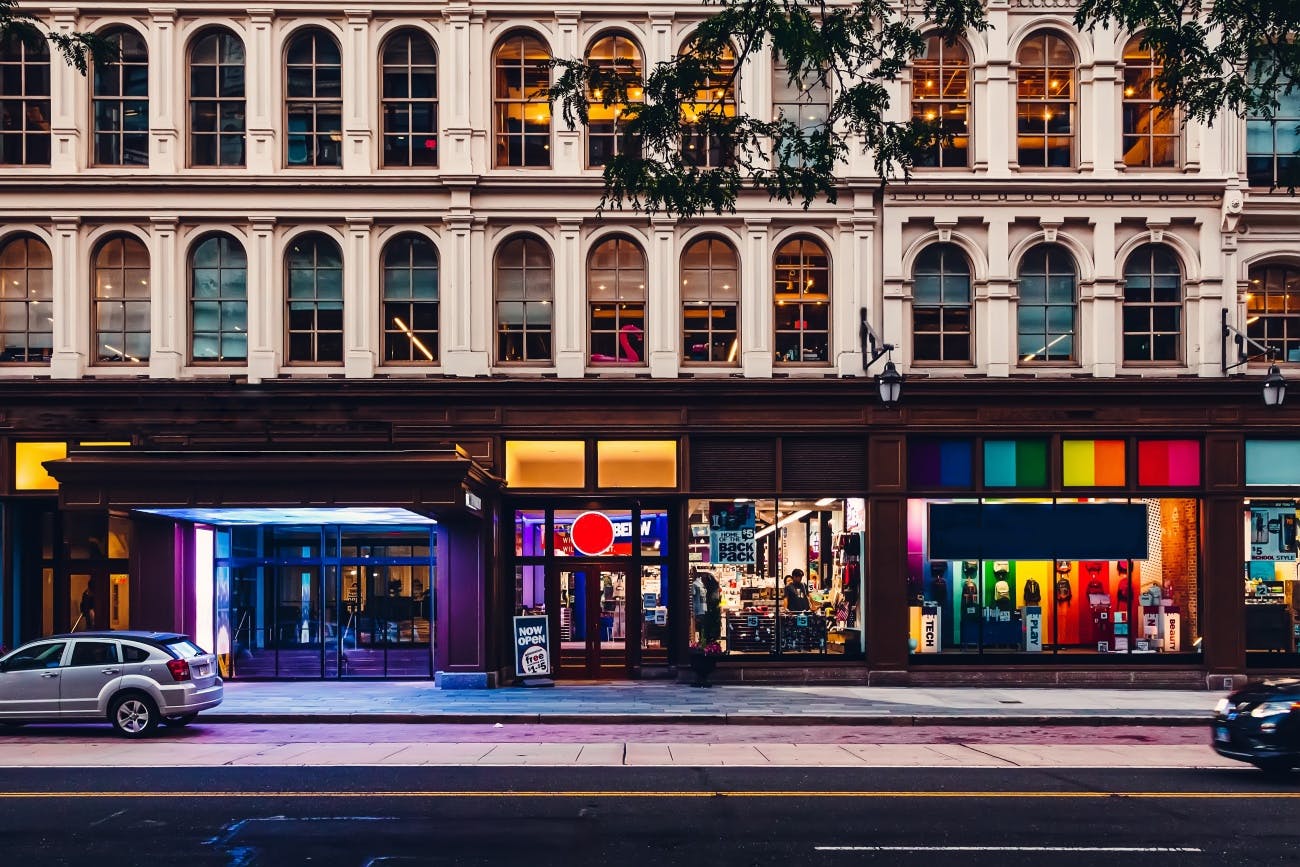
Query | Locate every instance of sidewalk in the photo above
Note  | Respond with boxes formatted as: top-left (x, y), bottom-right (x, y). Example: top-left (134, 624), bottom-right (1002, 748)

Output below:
top-left (206, 681), bottom-right (1219, 726)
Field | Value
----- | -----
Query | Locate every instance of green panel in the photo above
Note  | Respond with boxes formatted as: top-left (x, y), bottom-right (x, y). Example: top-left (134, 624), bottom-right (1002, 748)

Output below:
top-left (1015, 440), bottom-right (1049, 488)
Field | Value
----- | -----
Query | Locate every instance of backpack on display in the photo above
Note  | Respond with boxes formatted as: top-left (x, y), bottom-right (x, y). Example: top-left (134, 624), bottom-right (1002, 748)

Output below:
top-left (1055, 576), bottom-right (1073, 603)
top-left (961, 578), bottom-right (979, 606)
top-left (1023, 578), bottom-right (1042, 605)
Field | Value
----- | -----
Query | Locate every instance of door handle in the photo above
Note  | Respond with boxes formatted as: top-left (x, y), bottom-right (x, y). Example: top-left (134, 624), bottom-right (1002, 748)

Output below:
top-left (100, 669), bottom-right (119, 675)
top-left (40, 672), bottom-right (59, 679)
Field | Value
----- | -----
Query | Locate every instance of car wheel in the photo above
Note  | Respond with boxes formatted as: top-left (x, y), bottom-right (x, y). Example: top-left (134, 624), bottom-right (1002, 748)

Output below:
top-left (109, 694), bottom-right (159, 739)
top-left (162, 713), bottom-right (198, 728)
top-left (1252, 759), bottom-right (1296, 777)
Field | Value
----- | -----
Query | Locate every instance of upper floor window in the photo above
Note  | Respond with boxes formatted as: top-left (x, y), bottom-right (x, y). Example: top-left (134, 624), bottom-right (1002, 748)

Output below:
top-left (1016, 32), bottom-right (1075, 168)
top-left (772, 53), bottom-right (830, 168)
top-left (680, 39), bottom-right (736, 168)
top-left (1246, 75), bottom-right (1300, 188)
top-left (588, 236), bottom-right (646, 365)
top-left (1017, 243), bottom-right (1076, 362)
top-left (285, 29), bottom-right (342, 168)
top-left (92, 28), bottom-right (148, 166)
top-left (92, 234), bottom-right (150, 364)
top-left (495, 235), bottom-right (552, 362)
top-left (190, 233), bottom-right (248, 363)
top-left (912, 36), bottom-right (970, 168)
top-left (1122, 244), bottom-right (1182, 363)
top-left (774, 237), bottom-right (830, 364)
top-left (382, 233), bottom-right (439, 363)
top-left (0, 234), bottom-right (52, 362)
top-left (0, 33), bottom-right (50, 165)
top-left (1247, 263), bottom-right (1300, 363)
top-left (1121, 36), bottom-right (1177, 168)
top-left (285, 233), bottom-right (343, 363)
top-left (189, 29), bottom-right (246, 167)
top-left (586, 33), bottom-right (642, 168)
top-left (681, 236), bottom-right (738, 364)
top-left (912, 243), bottom-right (972, 363)
top-left (381, 30), bottom-right (438, 168)
top-left (494, 33), bottom-right (550, 168)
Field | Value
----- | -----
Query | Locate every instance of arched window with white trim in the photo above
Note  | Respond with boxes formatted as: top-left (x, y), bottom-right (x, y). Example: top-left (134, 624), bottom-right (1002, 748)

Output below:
top-left (285, 29), bottom-right (342, 167)
top-left (586, 33), bottom-right (642, 167)
top-left (1017, 244), bottom-right (1077, 362)
top-left (190, 233), bottom-right (248, 363)
top-left (1122, 244), bottom-right (1182, 363)
top-left (92, 234), bottom-right (150, 364)
top-left (0, 234), bottom-right (52, 362)
top-left (773, 236), bottom-right (830, 365)
top-left (588, 235), bottom-right (646, 365)
top-left (382, 234), bottom-right (439, 363)
top-left (0, 32), bottom-right (50, 165)
top-left (92, 28), bottom-right (149, 166)
top-left (1015, 31), bottom-right (1076, 168)
top-left (912, 36), bottom-right (970, 168)
top-left (912, 243), bottom-right (972, 363)
top-left (493, 32), bottom-right (551, 168)
top-left (381, 30), bottom-right (438, 168)
top-left (285, 233), bottom-right (343, 363)
top-left (681, 236), bottom-right (739, 364)
top-left (189, 28), bottom-right (246, 167)
top-left (495, 235), bottom-right (553, 362)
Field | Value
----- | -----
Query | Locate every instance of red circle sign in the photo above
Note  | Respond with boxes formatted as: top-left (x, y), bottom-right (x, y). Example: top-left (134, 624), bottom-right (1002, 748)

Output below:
top-left (570, 511), bottom-right (615, 556)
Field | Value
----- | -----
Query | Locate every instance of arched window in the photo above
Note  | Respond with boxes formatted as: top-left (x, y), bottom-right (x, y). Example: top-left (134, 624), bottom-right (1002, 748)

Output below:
top-left (1246, 75), bottom-right (1300, 188)
top-left (680, 39), bottom-right (736, 168)
top-left (92, 234), bottom-right (150, 363)
top-left (285, 29), bottom-right (342, 167)
top-left (92, 28), bottom-right (149, 166)
top-left (1121, 36), bottom-right (1177, 168)
top-left (912, 243), bottom-right (972, 363)
top-left (493, 33), bottom-right (550, 168)
top-left (1122, 244), bottom-right (1182, 363)
top-left (1017, 244), bottom-right (1077, 362)
top-left (586, 33), bottom-right (642, 167)
top-left (189, 29), bottom-right (246, 167)
top-left (1015, 32), bottom-right (1075, 168)
top-left (774, 237), bottom-right (830, 364)
top-left (1246, 263), bottom-right (1300, 363)
top-left (681, 236), bottom-right (738, 364)
top-left (382, 234), bottom-right (439, 363)
top-left (588, 236), bottom-right (646, 365)
top-left (381, 30), bottom-right (438, 168)
top-left (0, 234), bottom-right (52, 362)
top-left (912, 36), bottom-right (970, 168)
top-left (190, 234), bottom-right (248, 362)
top-left (495, 235), bottom-right (552, 362)
top-left (772, 53), bottom-right (830, 169)
top-left (0, 33), bottom-right (50, 165)
top-left (285, 233), bottom-right (343, 363)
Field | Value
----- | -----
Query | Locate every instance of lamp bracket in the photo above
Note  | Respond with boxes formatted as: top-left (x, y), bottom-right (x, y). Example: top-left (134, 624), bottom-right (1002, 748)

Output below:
top-left (859, 307), bottom-right (894, 372)
top-left (1222, 306), bottom-right (1278, 373)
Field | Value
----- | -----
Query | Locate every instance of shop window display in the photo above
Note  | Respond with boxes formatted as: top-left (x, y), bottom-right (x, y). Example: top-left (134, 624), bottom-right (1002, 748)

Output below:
top-left (687, 498), bottom-right (865, 658)
top-left (1244, 499), bottom-right (1300, 654)
top-left (907, 497), bottom-right (1200, 656)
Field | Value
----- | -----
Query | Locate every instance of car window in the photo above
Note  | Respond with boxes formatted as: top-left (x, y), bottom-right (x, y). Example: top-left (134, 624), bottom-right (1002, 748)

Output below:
top-left (70, 641), bottom-right (119, 667)
top-left (120, 644), bottom-right (150, 663)
top-left (164, 639), bottom-right (204, 658)
top-left (3, 641), bottom-right (67, 672)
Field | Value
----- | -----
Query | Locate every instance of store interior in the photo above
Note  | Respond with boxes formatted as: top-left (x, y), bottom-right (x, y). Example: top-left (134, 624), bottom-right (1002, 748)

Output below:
top-left (1244, 499), bottom-right (1300, 654)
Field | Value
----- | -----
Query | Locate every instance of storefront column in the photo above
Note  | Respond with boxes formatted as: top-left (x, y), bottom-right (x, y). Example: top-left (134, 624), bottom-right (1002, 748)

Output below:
top-left (344, 217), bottom-right (375, 377)
top-left (246, 217), bottom-right (279, 383)
top-left (741, 219), bottom-right (772, 377)
top-left (835, 216), bottom-right (872, 376)
top-left (129, 515), bottom-right (186, 634)
top-left (342, 10), bottom-right (374, 175)
top-left (148, 9), bottom-right (181, 173)
top-left (866, 435), bottom-right (909, 678)
top-left (648, 217), bottom-right (679, 377)
top-left (148, 216), bottom-right (184, 378)
top-left (245, 10), bottom-right (276, 173)
top-left (554, 218), bottom-right (585, 378)
top-left (50, 217), bottom-right (84, 379)
top-left (1203, 433), bottom-right (1248, 687)
top-left (434, 514), bottom-right (490, 687)
top-left (48, 10), bottom-right (82, 173)
top-left (983, 218), bottom-right (1012, 377)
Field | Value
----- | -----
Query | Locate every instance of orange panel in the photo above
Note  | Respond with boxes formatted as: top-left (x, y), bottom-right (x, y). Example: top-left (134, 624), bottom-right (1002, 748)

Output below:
top-left (1094, 440), bottom-right (1126, 486)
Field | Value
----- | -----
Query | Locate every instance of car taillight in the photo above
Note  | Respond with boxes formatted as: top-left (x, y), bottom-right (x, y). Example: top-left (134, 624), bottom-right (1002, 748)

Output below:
top-left (166, 658), bottom-right (190, 682)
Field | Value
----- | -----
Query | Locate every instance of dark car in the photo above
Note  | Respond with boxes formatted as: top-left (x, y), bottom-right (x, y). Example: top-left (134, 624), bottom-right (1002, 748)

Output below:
top-left (1212, 678), bottom-right (1300, 774)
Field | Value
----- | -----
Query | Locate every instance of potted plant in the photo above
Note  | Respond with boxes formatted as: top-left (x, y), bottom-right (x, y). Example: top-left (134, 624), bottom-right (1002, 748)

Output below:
top-left (687, 640), bottom-right (723, 688)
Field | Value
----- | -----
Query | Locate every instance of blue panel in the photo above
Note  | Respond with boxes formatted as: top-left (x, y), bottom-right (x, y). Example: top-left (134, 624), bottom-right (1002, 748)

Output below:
top-left (939, 441), bottom-right (973, 487)
top-left (1052, 504), bottom-right (1148, 560)
top-left (927, 503), bottom-right (985, 559)
top-left (1246, 440), bottom-right (1300, 486)
top-left (928, 503), bottom-right (1147, 560)
top-left (978, 505), bottom-right (1058, 559)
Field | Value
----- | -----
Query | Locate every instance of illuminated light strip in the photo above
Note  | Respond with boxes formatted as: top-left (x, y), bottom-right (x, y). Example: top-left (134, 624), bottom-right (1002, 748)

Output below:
top-left (815, 846), bottom-right (1203, 853)
top-left (392, 316), bottom-right (434, 362)
top-left (78, 441), bottom-right (131, 447)
top-left (754, 508), bottom-right (812, 540)
top-left (0, 790), bottom-right (1293, 800)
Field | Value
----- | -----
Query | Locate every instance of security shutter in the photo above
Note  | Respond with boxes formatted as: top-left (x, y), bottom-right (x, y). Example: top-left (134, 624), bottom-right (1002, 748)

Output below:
top-left (781, 437), bottom-right (868, 494)
top-left (689, 437), bottom-right (777, 492)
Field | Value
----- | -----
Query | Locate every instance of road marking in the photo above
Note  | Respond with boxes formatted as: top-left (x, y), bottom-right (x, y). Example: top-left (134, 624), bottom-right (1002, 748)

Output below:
top-left (815, 846), bottom-right (1204, 853)
top-left (0, 790), bottom-right (1294, 800)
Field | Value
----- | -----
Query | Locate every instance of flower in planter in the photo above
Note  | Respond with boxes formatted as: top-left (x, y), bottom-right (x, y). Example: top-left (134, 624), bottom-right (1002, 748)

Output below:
top-left (689, 640), bottom-right (724, 656)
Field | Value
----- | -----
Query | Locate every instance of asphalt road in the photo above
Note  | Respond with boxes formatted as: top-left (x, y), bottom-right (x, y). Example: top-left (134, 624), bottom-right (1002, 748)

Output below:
top-left (2, 766), bottom-right (1298, 867)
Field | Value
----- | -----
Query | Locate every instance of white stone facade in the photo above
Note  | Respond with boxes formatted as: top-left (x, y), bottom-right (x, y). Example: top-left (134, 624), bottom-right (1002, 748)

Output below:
top-left (0, 1), bottom-right (1293, 384)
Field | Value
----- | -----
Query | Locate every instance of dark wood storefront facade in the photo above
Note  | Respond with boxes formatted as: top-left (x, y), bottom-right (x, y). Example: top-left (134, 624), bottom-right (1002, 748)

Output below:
top-left (0, 376), bottom-right (1295, 689)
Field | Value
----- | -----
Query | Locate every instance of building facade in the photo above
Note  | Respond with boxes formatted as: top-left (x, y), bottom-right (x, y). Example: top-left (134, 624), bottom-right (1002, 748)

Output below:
top-left (0, 0), bottom-right (1298, 687)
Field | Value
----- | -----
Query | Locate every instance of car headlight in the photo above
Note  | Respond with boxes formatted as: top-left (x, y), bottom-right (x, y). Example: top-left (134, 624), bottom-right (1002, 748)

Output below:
top-left (1250, 700), bottom-right (1299, 718)
top-left (1214, 698), bottom-right (1230, 714)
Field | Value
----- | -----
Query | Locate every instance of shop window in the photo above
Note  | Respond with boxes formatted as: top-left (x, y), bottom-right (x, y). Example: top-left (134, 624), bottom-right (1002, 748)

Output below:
top-left (92, 234), bottom-right (151, 364)
top-left (495, 235), bottom-right (553, 363)
top-left (1246, 70), bottom-right (1300, 188)
top-left (1246, 440), bottom-right (1300, 486)
top-left (681, 236), bottom-right (739, 364)
top-left (912, 243), bottom-right (971, 363)
top-left (1017, 243), bottom-right (1076, 362)
top-left (679, 38), bottom-right (736, 168)
top-left (983, 440), bottom-right (1048, 488)
top-left (585, 33), bottom-right (642, 167)
top-left (285, 232), bottom-right (343, 364)
top-left (189, 28), bottom-right (246, 167)
top-left (381, 234), bottom-right (439, 363)
top-left (381, 30), bottom-right (438, 168)
top-left (909, 439), bottom-right (973, 488)
top-left (0, 31), bottom-right (50, 165)
top-left (912, 35), bottom-right (969, 168)
top-left (773, 237), bottom-right (830, 365)
top-left (494, 32), bottom-right (551, 168)
top-left (14, 441), bottom-right (65, 490)
top-left (1122, 244), bottom-right (1182, 363)
top-left (1121, 36), bottom-right (1177, 168)
top-left (1245, 263), bottom-right (1300, 364)
top-left (285, 29), bottom-right (342, 168)
top-left (190, 233), bottom-right (248, 362)
top-left (0, 233), bottom-right (53, 363)
top-left (92, 28), bottom-right (148, 166)
top-left (505, 440), bottom-right (584, 489)
top-left (1136, 440), bottom-right (1200, 487)
top-left (1244, 499), bottom-right (1300, 654)
top-left (587, 236), bottom-right (646, 365)
top-left (597, 440), bottom-right (676, 488)
top-left (688, 498), bottom-right (864, 658)
top-left (1062, 439), bottom-right (1126, 487)
top-left (772, 52), bottom-right (830, 169)
top-left (1015, 31), bottom-right (1076, 168)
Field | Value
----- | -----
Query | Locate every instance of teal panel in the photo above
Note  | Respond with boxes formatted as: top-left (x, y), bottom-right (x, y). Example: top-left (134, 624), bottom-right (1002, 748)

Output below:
top-left (1246, 440), bottom-right (1300, 486)
top-left (984, 440), bottom-right (1018, 487)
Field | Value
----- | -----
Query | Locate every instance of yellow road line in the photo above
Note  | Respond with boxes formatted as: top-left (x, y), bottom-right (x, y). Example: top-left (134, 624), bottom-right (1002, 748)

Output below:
top-left (0, 790), bottom-right (1295, 800)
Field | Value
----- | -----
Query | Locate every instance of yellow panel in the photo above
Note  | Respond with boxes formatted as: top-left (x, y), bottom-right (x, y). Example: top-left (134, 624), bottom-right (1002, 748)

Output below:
top-left (78, 441), bottom-right (131, 447)
top-left (597, 440), bottom-right (678, 488)
top-left (14, 441), bottom-right (67, 491)
top-left (505, 440), bottom-right (585, 489)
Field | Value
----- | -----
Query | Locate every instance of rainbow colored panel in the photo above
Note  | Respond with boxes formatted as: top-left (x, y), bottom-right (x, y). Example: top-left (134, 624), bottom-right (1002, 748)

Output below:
top-left (1137, 440), bottom-right (1201, 487)
top-left (1062, 439), bottom-right (1126, 487)
top-left (909, 439), bottom-right (973, 488)
top-left (983, 439), bottom-right (1049, 488)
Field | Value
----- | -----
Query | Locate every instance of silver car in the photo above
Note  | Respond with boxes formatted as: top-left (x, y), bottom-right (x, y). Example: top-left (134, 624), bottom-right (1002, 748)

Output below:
top-left (0, 631), bottom-right (223, 738)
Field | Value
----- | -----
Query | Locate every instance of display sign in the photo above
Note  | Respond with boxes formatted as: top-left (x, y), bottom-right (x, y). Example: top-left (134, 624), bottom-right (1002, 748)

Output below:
top-left (710, 501), bottom-right (756, 565)
top-left (643, 592), bottom-right (658, 621)
top-left (569, 511), bottom-right (616, 556)
top-left (512, 615), bottom-right (552, 677)
top-left (1162, 609), bottom-right (1181, 652)
top-left (920, 602), bottom-right (941, 654)
top-left (1022, 605), bottom-right (1042, 652)
top-left (1249, 502), bottom-right (1298, 562)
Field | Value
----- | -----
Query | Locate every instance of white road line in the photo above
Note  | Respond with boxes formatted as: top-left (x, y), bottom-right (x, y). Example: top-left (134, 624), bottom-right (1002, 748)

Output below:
top-left (815, 846), bottom-right (1204, 853)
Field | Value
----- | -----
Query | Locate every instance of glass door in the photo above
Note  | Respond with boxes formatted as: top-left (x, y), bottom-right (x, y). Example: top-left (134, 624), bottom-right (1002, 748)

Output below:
top-left (554, 562), bottom-right (630, 678)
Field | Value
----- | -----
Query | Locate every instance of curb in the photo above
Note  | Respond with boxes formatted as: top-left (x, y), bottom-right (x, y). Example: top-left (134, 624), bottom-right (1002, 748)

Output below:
top-left (198, 712), bottom-right (1210, 727)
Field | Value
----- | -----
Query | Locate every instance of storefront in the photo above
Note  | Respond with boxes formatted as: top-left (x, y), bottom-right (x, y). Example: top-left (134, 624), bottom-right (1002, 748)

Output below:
top-left (1243, 440), bottom-right (1300, 668)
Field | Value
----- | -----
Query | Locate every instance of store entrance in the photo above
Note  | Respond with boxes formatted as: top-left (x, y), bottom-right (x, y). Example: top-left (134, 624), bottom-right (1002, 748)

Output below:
top-left (556, 561), bottom-right (628, 678)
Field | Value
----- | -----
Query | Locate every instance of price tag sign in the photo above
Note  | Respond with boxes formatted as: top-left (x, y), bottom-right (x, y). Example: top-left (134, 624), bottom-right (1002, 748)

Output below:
top-left (796, 614), bottom-right (809, 627)
top-left (710, 502), bottom-right (756, 565)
